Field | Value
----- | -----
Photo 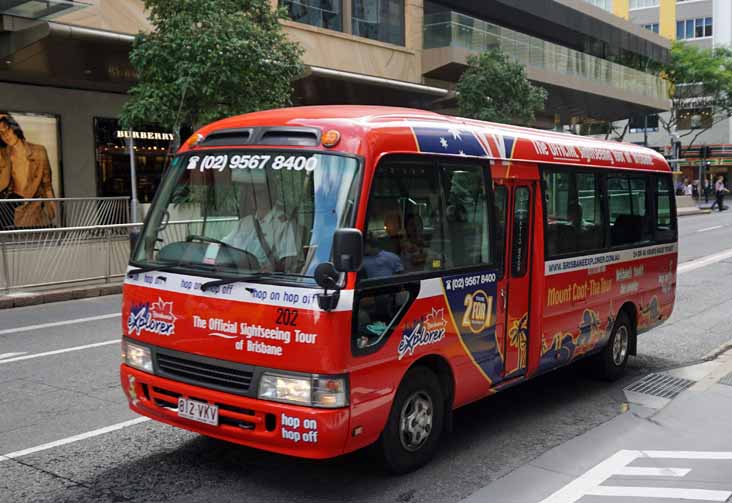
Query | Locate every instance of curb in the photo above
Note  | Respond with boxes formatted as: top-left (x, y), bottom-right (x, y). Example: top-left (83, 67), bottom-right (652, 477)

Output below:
top-left (0, 283), bottom-right (122, 309)
top-left (677, 208), bottom-right (712, 216)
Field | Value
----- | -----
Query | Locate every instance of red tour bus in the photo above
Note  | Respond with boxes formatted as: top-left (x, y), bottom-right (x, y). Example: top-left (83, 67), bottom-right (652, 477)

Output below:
top-left (121, 106), bottom-right (677, 472)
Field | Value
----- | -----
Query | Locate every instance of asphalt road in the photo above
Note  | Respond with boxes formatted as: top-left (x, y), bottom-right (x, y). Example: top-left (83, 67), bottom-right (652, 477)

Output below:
top-left (2, 210), bottom-right (732, 503)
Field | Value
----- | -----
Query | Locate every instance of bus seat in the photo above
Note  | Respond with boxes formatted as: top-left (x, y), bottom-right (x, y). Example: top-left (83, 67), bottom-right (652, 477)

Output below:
top-left (611, 214), bottom-right (643, 245)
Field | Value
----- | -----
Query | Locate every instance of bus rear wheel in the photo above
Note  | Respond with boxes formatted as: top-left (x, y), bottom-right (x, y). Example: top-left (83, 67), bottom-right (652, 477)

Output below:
top-left (380, 367), bottom-right (445, 474)
top-left (592, 312), bottom-right (631, 381)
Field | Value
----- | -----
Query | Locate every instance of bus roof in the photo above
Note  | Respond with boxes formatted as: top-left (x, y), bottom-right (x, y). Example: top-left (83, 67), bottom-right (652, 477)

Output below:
top-left (184, 105), bottom-right (670, 172)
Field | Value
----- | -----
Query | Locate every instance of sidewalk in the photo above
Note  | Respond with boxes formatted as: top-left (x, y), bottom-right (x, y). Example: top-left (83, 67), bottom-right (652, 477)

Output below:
top-left (462, 350), bottom-right (732, 503)
top-left (0, 282), bottom-right (122, 309)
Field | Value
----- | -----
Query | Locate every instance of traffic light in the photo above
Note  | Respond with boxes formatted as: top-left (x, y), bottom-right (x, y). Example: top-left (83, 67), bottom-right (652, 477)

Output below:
top-left (701, 145), bottom-right (711, 158)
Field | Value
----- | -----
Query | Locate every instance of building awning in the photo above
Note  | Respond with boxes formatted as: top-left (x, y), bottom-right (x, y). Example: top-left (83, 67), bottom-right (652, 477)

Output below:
top-left (0, 15), bottom-right (135, 93)
top-left (295, 65), bottom-right (450, 108)
top-left (0, 0), bottom-right (86, 20)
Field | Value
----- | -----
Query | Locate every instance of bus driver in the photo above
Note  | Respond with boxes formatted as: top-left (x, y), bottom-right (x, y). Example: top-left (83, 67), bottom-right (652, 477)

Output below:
top-left (222, 172), bottom-right (298, 272)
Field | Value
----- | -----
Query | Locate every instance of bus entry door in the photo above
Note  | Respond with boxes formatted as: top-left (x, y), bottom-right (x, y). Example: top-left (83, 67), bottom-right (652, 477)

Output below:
top-left (501, 183), bottom-right (533, 379)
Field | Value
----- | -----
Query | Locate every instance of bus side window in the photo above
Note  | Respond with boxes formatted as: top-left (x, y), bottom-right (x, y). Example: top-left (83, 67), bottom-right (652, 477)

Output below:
top-left (512, 187), bottom-right (530, 276)
top-left (442, 163), bottom-right (491, 268)
top-left (494, 186), bottom-right (507, 276)
top-left (361, 159), bottom-right (444, 280)
top-left (630, 176), bottom-right (653, 242)
top-left (543, 167), bottom-right (605, 258)
top-left (352, 284), bottom-right (419, 355)
top-left (655, 175), bottom-right (676, 241)
top-left (609, 174), bottom-right (652, 246)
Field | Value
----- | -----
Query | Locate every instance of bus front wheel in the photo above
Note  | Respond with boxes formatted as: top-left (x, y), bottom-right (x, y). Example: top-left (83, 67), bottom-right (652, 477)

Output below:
top-left (593, 312), bottom-right (632, 381)
top-left (380, 366), bottom-right (445, 474)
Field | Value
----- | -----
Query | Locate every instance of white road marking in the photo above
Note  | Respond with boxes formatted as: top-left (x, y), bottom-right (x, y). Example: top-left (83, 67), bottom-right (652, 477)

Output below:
top-left (678, 248), bottom-right (732, 275)
top-left (0, 340), bottom-right (118, 365)
top-left (0, 313), bottom-right (120, 336)
top-left (0, 417), bottom-right (150, 462)
top-left (642, 450), bottom-right (732, 460)
top-left (538, 449), bottom-right (732, 503)
top-left (587, 486), bottom-right (731, 501)
top-left (0, 352), bottom-right (27, 360)
top-left (615, 466), bottom-right (691, 477)
top-left (697, 225), bottom-right (723, 232)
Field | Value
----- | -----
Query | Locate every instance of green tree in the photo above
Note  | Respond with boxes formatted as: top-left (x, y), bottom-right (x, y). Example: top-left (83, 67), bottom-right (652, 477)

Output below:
top-left (456, 49), bottom-right (547, 125)
top-left (660, 42), bottom-right (732, 147)
top-left (119, 0), bottom-right (303, 144)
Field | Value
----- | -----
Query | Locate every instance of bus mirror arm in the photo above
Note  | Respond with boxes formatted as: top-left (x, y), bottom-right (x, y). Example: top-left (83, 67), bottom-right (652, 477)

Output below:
top-left (314, 262), bottom-right (341, 311)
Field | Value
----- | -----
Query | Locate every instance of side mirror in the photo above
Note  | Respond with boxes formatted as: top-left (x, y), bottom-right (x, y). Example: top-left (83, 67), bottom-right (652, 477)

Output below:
top-left (314, 262), bottom-right (339, 290)
top-left (332, 228), bottom-right (363, 272)
top-left (314, 262), bottom-right (340, 311)
top-left (129, 229), bottom-right (141, 254)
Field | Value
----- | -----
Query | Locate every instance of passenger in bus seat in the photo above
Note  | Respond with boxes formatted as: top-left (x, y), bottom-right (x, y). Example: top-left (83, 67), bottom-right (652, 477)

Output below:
top-left (400, 214), bottom-right (430, 271)
top-left (362, 231), bottom-right (404, 279)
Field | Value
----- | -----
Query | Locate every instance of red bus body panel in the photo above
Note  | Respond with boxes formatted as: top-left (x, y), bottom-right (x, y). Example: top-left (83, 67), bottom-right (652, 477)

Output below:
top-left (121, 106), bottom-right (676, 459)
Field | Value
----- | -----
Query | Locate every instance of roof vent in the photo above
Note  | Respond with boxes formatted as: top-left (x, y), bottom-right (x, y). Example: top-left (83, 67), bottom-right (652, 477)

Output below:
top-left (258, 127), bottom-right (320, 147)
top-left (200, 129), bottom-right (252, 147)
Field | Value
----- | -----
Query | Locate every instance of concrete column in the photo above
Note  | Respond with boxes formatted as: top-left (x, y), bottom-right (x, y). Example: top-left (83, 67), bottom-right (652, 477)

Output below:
top-left (405, 0), bottom-right (423, 54)
top-left (713, 0), bottom-right (732, 48)
top-left (658, 0), bottom-right (676, 41)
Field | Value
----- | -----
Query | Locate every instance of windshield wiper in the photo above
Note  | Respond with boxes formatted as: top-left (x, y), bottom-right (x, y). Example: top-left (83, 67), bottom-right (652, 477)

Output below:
top-left (126, 264), bottom-right (180, 278)
top-left (200, 273), bottom-right (270, 292)
top-left (200, 272), bottom-right (311, 292)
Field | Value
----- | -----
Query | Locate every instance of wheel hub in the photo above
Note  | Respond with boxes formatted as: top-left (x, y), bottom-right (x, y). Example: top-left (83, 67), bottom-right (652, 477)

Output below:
top-left (613, 325), bottom-right (629, 366)
top-left (399, 391), bottom-right (434, 452)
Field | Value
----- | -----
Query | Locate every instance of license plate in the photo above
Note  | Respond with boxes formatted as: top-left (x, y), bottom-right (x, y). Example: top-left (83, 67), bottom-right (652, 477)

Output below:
top-left (177, 397), bottom-right (219, 426)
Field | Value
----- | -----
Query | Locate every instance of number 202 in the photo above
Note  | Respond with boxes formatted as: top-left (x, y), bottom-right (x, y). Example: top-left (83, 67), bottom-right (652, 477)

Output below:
top-left (276, 307), bottom-right (298, 326)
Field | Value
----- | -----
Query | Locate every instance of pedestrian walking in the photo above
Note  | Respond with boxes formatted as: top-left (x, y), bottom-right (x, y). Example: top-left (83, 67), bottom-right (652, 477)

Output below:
top-left (711, 175), bottom-right (729, 211)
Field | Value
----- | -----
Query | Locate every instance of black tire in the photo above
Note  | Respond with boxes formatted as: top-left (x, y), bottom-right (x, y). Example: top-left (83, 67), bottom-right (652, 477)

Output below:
top-left (379, 367), bottom-right (445, 474)
top-left (591, 312), bottom-right (632, 381)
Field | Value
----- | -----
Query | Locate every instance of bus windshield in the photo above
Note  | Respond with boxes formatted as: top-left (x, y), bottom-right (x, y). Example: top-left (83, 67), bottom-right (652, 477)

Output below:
top-left (132, 150), bottom-right (360, 282)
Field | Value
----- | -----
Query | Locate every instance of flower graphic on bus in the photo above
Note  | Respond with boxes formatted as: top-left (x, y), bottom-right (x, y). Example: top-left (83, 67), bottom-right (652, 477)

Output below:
top-left (508, 313), bottom-right (528, 374)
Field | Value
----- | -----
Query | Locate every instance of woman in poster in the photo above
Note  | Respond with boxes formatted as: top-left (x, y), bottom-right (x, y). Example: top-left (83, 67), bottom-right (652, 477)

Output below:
top-left (0, 113), bottom-right (56, 228)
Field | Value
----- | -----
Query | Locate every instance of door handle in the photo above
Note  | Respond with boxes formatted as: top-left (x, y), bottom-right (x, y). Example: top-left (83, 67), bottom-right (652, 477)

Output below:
top-left (500, 288), bottom-right (506, 309)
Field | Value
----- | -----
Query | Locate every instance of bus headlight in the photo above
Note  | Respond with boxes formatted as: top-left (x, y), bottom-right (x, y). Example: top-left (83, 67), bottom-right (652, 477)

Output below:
top-left (258, 372), bottom-right (348, 408)
top-left (122, 340), bottom-right (153, 373)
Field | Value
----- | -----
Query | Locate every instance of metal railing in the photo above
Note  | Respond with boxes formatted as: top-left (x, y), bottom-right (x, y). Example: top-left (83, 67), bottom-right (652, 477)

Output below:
top-left (423, 11), bottom-right (669, 102)
top-left (0, 216), bottom-right (241, 291)
top-left (0, 196), bottom-right (130, 230)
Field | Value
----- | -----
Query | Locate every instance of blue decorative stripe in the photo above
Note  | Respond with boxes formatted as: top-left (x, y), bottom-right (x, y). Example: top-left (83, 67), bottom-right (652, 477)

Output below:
top-left (412, 127), bottom-right (486, 157)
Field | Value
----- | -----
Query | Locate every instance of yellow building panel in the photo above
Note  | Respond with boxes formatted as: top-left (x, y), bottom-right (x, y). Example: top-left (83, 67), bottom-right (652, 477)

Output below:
top-left (659, 0), bottom-right (677, 41)
top-left (613, 0), bottom-right (630, 20)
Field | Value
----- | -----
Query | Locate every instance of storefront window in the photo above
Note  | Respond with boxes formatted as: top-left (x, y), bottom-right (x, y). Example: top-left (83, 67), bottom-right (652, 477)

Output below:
top-left (352, 0), bottom-right (404, 46)
top-left (280, 0), bottom-right (342, 31)
top-left (94, 118), bottom-right (173, 204)
top-left (0, 111), bottom-right (61, 229)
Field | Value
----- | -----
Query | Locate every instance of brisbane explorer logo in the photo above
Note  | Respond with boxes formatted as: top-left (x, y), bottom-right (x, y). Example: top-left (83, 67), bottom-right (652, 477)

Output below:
top-left (127, 298), bottom-right (178, 336)
top-left (398, 308), bottom-right (447, 360)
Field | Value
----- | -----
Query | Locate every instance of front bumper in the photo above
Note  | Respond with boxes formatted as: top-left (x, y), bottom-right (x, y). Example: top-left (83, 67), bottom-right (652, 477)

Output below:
top-left (121, 364), bottom-right (350, 459)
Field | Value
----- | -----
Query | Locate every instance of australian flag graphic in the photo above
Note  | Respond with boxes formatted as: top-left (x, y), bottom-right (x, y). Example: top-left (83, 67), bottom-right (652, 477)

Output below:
top-left (412, 127), bottom-right (486, 157)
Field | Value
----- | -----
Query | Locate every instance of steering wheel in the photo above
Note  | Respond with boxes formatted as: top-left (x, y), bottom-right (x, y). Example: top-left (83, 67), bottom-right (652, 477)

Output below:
top-left (185, 234), bottom-right (261, 270)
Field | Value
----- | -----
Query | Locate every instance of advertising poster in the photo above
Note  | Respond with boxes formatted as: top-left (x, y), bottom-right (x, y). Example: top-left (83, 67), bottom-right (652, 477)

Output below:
top-left (0, 112), bottom-right (61, 229)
